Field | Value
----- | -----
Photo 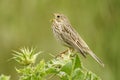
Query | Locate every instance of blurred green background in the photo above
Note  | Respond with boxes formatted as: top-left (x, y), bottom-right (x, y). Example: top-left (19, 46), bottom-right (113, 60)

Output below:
top-left (0, 0), bottom-right (119, 80)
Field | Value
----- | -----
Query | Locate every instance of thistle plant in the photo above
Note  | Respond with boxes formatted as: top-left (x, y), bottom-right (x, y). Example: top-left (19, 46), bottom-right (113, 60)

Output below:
top-left (13, 47), bottom-right (101, 80)
top-left (12, 47), bottom-right (41, 66)
top-left (0, 47), bottom-right (102, 80)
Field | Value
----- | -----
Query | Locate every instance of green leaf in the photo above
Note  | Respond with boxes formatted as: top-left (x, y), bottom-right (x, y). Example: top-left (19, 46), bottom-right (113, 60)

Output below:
top-left (74, 54), bottom-right (82, 69)
top-left (45, 67), bottom-right (58, 74)
top-left (60, 73), bottom-right (69, 80)
top-left (72, 68), bottom-right (85, 80)
top-left (60, 61), bottom-right (72, 75)
top-left (85, 72), bottom-right (101, 80)
top-left (35, 60), bottom-right (45, 71)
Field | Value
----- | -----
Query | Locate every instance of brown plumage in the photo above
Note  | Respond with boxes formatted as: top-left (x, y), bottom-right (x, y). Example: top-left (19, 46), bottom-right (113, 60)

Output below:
top-left (51, 13), bottom-right (104, 67)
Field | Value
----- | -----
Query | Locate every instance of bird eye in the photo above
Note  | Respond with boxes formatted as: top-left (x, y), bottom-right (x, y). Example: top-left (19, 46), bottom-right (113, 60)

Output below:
top-left (57, 15), bottom-right (60, 18)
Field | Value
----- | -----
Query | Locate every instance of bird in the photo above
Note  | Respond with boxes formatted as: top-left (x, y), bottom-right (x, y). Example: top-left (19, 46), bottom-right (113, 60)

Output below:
top-left (51, 13), bottom-right (104, 67)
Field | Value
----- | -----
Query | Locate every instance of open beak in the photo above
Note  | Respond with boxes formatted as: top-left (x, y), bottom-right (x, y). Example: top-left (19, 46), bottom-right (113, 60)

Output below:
top-left (50, 19), bottom-right (55, 22)
top-left (49, 13), bottom-right (55, 22)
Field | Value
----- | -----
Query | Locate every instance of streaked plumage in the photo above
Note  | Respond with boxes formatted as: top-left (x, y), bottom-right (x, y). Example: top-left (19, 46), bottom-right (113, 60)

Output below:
top-left (52, 13), bottom-right (104, 67)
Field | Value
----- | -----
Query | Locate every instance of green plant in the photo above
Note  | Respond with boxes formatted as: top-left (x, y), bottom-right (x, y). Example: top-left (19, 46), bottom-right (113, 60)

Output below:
top-left (0, 74), bottom-right (10, 80)
top-left (13, 47), bottom-right (101, 80)
top-left (0, 47), bottom-right (101, 80)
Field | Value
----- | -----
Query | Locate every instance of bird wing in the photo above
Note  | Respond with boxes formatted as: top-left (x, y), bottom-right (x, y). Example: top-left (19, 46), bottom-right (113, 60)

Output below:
top-left (61, 24), bottom-right (104, 67)
top-left (60, 24), bottom-right (89, 57)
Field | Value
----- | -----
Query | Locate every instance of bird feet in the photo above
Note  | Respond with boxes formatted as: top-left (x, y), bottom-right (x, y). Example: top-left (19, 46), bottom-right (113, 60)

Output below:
top-left (56, 48), bottom-right (74, 58)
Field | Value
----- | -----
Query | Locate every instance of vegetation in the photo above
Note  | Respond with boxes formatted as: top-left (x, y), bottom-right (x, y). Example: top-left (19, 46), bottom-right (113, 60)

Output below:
top-left (0, 47), bottom-right (101, 80)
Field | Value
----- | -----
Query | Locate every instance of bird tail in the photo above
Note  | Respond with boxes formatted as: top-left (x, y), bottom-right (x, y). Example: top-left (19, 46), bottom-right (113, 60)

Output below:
top-left (88, 50), bottom-right (104, 67)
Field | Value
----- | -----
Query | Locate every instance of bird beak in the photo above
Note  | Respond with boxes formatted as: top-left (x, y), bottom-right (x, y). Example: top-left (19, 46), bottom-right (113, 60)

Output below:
top-left (50, 19), bottom-right (55, 22)
top-left (49, 13), bottom-right (55, 22)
